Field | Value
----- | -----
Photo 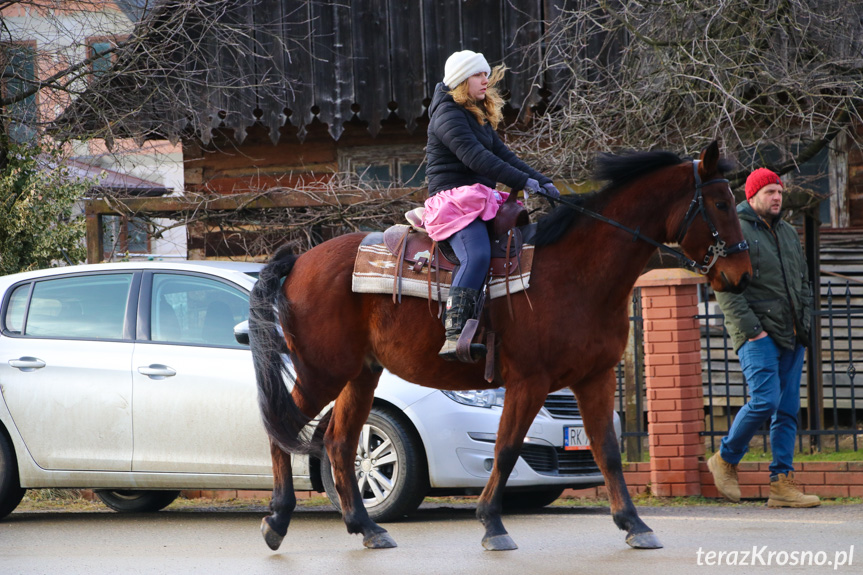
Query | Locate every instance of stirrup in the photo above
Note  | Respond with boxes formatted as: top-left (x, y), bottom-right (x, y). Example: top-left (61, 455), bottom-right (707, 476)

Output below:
top-left (438, 338), bottom-right (486, 363)
top-left (439, 319), bottom-right (487, 363)
top-left (455, 318), bottom-right (485, 363)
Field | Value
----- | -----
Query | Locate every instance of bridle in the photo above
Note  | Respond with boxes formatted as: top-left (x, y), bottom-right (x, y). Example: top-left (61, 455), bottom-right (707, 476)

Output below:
top-left (674, 160), bottom-right (749, 273)
top-left (539, 159), bottom-right (749, 275)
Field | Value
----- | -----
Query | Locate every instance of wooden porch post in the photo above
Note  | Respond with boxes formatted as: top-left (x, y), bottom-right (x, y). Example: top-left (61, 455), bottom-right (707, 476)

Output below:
top-left (85, 209), bottom-right (103, 264)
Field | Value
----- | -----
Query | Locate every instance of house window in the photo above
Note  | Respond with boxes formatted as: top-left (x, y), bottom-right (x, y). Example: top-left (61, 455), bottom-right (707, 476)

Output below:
top-left (89, 40), bottom-right (113, 76)
top-left (103, 216), bottom-right (150, 259)
top-left (338, 146), bottom-right (426, 188)
top-left (1, 43), bottom-right (37, 142)
top-left (354, 163), bottom-right (393, 186)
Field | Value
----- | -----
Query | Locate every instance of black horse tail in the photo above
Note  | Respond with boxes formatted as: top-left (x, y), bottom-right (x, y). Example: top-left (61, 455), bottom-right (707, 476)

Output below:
top-left (249, 245), bottom-right (330, 455)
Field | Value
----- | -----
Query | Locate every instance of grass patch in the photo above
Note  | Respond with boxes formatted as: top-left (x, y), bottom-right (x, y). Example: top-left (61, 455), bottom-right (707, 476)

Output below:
top-left (13, 490), bottom-right (863, 514)
top-left (703, 450), bottom-right (863, 462)
top-left (15, 491), bottom-right (334, 514)
top-left (553, 494), bottom-right (863, 507)
top-left (297, 495), bottom-right (334, 508)
top-left (557, 494), bottom-right (750, 508)
top-left (19, 490), bottom-right (104, 512)
top-left (627, 449), bottom-right (863, 464)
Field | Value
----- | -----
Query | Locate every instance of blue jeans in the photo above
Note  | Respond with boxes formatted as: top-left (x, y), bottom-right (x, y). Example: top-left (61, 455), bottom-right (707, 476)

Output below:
top-left (719, 336), bottom-right (805, 477)
top-left (448, 219), bottom-right (491, 291)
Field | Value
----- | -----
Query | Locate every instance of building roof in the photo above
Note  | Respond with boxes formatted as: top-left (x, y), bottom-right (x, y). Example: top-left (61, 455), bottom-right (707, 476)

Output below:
top-left (57, 0), bottom-right (569, 145)
top-left (64, 158), bottom-right (170, 197)
top-left (114, 0), bottom-right (150, 21)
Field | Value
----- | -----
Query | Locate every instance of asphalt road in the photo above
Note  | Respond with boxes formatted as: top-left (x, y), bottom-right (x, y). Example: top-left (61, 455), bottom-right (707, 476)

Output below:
top-left (2, 502), bottom-right (861, 575)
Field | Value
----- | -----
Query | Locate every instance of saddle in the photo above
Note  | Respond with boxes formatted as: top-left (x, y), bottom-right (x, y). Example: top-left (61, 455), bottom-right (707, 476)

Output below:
top-left (382, 191), bottom-right (529, 277)
top-left (380, 192), bottom-right (530, 375)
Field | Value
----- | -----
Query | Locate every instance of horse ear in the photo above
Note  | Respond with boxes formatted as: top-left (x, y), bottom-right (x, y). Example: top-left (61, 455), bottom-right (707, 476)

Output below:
top-left (698, 140), bottom-right (720, 177)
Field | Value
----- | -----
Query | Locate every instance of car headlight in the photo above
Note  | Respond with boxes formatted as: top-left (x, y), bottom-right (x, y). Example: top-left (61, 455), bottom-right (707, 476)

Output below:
top-left (441, 388), bottom-right (505, 409)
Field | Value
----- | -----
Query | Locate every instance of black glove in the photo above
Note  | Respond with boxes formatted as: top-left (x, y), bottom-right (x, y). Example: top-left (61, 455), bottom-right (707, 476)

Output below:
top-left (542, 182), bottom-right (561, 199)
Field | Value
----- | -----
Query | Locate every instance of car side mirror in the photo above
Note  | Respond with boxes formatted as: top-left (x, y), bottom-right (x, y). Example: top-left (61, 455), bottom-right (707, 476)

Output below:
top-left (234, 320), bottom-right (250, 345)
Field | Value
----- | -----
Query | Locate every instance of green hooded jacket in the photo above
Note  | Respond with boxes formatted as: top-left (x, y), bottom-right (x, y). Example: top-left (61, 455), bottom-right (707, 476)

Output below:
top-left (715, 201), bottom-right (812, 352)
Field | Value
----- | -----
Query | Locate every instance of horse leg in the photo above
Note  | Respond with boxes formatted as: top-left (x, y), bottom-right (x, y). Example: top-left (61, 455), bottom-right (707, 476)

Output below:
top-left (260, 383), bottom-right (334, 551)
top-left (261, 441), bottom-right (297, 550)
top-left (325, 367), bottom-right (396, 549)
top-left (571, 371), bottom-right (662, 549)
top-left (476, 385), bottom-right (547, 551)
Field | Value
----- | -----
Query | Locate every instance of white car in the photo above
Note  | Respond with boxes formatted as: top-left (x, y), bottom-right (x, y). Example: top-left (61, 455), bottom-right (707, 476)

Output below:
top-left (0, 261), bottom-right (618, 521)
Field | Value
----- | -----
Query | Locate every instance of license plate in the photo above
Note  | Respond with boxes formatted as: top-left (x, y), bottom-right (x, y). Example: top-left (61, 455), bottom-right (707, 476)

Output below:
top-left (564, 426), bottom-right (590, 451)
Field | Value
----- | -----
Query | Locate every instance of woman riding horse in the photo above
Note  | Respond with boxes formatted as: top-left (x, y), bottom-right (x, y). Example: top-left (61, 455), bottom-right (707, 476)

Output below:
top-left (249, 139), bottom-right (752, 553)
top-left (424, 50), bottom-right (560, 361)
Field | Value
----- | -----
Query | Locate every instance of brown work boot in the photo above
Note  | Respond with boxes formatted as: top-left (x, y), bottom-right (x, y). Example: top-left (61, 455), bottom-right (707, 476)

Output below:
top-left (767, 472), bottom-right (821, 508)
top-left (707, 451), bottom-right (741, 502)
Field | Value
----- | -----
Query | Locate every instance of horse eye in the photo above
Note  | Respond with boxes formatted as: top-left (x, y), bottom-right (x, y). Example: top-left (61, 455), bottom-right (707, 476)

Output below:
top-left (715, 201), bottom-right (728, 211)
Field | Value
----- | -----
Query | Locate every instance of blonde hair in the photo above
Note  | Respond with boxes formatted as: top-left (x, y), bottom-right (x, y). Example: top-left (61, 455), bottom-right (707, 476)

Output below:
top-left (448, 64), bottom-right (507, 130)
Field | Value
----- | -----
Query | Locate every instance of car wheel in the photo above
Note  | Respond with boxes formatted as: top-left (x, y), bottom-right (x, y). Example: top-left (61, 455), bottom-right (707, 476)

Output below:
top-left (0, 432), bottom-right (26, 519)
top-left (502, 487), bottom-right (565, 510)
top-left (95, 490), bottom-right (180, 513)
top-left (321, 407), bottom-right (428, 522)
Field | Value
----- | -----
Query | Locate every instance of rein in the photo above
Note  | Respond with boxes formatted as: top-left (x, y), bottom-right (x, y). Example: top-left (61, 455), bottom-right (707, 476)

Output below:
top-left (538, 160), bottom-right (749, 275)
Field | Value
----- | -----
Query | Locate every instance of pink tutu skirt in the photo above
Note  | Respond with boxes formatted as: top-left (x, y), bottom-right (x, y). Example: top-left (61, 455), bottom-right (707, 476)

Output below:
top-left (422, 183), bottom-right (511, 241)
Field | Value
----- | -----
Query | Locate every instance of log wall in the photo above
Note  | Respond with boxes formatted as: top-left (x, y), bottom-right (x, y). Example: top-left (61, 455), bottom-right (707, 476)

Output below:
top-left (184, 119), bottom-right (429, 196)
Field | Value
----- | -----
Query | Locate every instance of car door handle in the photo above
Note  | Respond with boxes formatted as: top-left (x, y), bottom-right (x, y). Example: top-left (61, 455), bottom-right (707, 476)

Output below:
top-left (9, 357), bottom-right (46, 371)
top-left (137, 364), bottom-right (177, 379)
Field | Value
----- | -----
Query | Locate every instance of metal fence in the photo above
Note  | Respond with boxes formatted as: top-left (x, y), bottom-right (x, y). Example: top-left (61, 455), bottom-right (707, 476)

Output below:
top-left (615, 289), bottom-right (648, 460)
top-left (700, 281), bottom-right (863, 455)
top-left (614, 282), bottom-right (863, 462)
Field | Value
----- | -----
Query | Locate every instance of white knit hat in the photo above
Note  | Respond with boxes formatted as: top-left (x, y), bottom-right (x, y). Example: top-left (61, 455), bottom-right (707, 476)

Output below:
top-left (443, 50), bottom-right (491, 88)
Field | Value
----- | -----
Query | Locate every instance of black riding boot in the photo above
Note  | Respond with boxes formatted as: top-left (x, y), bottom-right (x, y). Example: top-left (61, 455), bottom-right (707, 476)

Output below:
top-left (438, 286), bottom-right (487, 362)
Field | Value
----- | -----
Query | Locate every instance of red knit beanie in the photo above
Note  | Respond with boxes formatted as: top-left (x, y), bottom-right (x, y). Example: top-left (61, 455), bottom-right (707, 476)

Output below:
top-left (745, 168), bottom-right (783, 200)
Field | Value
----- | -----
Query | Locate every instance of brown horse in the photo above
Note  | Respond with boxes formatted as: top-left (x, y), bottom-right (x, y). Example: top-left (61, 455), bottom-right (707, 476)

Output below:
top-left (249, 141), bottom-right (751, 552)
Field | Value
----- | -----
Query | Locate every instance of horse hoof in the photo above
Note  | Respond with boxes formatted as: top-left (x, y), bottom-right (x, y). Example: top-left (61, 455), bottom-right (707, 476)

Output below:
top-left (363, 532), bottom-right (397, 549)
top-left (482, 533), bottom-right (518, 551)
top-left (261, 518), bottom-right (285, 551)
top-left (626, 531), bottom-right (663, 549)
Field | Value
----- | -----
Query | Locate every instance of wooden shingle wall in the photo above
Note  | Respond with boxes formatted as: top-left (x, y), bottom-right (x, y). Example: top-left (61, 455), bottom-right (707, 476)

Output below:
top-left (153, 0), bottom-right (566, 145)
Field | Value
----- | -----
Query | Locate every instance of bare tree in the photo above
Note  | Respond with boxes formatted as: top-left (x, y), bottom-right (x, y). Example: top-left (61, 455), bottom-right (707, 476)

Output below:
top-left (1, 0), bottom-right (305, 148)
top-left (1, 0), bottom-right (322, 259)
top-left (512, 0), bottom-right (863, 193)
top-left (1, 1), bottom-right (148, 268)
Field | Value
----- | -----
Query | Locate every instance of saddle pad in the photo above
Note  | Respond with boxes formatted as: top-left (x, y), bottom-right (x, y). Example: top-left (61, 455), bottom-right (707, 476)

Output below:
top-left (352, 242), bottom-right (534, 302)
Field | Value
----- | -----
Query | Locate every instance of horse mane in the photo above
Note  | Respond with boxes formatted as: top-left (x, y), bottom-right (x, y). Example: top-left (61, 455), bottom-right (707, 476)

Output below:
top-left (533, 150), bottom-right (686, 247)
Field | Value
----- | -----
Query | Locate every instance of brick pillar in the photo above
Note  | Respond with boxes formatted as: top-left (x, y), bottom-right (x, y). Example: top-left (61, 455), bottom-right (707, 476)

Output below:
top-left (635, 269), bottom-right (706, 497)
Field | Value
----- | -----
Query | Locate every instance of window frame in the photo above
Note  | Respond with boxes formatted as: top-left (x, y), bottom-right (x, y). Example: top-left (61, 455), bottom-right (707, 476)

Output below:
top-left (337, 145), bottom-right (426, 188)
top-left (1, 40), bottom-right (39, 141)
top-left (86, 35), bottom-right (124, 78)
top-left (136, 270), bottom-right (250, 348)
top-left (102, 215), bottom-right (152, 259)
top-left (0, 271), bottom-right (142, 343)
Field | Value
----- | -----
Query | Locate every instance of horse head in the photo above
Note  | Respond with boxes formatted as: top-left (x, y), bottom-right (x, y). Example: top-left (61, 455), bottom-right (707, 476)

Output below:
top-left (674, 141), bottom-right (752, 294)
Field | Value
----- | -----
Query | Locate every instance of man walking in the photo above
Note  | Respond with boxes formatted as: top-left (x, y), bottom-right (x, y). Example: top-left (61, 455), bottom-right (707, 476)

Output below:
top-left (707, 168), bottom-right (820, 508)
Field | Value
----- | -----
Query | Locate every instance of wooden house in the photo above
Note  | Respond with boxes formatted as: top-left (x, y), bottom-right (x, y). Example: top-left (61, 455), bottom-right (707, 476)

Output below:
top-left (64, 0), bottom-right (575, 261)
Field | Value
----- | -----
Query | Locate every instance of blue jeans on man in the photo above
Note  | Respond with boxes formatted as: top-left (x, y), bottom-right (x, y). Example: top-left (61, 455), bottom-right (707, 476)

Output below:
top-left (719, 336), bottom-right (805, 477)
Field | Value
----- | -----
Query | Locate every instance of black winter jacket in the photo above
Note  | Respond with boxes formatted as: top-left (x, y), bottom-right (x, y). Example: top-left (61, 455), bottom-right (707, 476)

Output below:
top-left (426, 83), bottom-right (550, 196)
